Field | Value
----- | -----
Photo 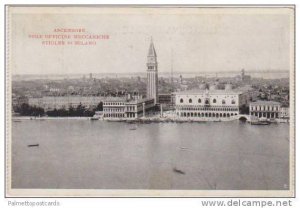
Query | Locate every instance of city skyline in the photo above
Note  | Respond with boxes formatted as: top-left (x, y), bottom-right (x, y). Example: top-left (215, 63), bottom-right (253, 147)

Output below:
top-left (12, 70), bottom-right (290, 81)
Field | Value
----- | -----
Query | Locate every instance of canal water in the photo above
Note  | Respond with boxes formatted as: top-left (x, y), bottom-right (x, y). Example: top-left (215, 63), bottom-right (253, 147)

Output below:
top-left (11, 119), bottom-right (289, 190)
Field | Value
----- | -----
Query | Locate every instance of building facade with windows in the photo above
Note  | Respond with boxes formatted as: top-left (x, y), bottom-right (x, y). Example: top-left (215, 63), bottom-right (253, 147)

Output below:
top-left (280, 107), bottom-right (289, 119)
top-left (28, 96), bottom-right (104, 111)
top-left (174, 88), bottom-right (249, 119)
top-left (249, 101), bottom-right (281, 119)
top-left (103, 97), bottom-right (155, 119)
top-left (103, 98), bottom-right (127, 118)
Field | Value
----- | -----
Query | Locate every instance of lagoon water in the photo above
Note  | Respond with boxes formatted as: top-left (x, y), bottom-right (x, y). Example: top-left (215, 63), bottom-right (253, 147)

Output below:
top-left (11, 119), bottom-right (289, 190)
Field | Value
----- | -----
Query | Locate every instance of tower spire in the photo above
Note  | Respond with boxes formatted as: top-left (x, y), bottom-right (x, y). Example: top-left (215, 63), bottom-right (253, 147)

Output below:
top-left (148, 37), bottom-right (157, 58)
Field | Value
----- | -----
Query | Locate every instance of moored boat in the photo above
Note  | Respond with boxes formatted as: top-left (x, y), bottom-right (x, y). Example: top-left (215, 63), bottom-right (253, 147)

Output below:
top-left (250, 121), bottom-right (270, 125)
top-left (91, 111), bottom-right (103, 121)
top-left (28, 144), bottom-right (39, 147)
top-left (250, 117), bottom-right (270, 125)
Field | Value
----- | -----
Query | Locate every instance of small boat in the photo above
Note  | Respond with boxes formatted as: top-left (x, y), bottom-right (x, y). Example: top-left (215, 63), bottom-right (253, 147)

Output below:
top-left (143, 120), bottom-right (151, 124)
top-left (129, 126), bottom-right (137, 130)
top-left (91, 111), bottom-right (102, 120)
top-left (251, 121), bottom-right (270, 125)
top-left (126, 120), bottom-right (136, 124)
top-left (13, 120), bottom-right (22, 122)
top-left (250, 117), bottom-right (270, 125)
top-left (173, 167), bottom-right (185, 175)
top-left (27, 144), bottom-right (39, 147)
top-left (108, 119), bottom-right (123, 122)
top-left (176, 120), bottom-right (185, 123)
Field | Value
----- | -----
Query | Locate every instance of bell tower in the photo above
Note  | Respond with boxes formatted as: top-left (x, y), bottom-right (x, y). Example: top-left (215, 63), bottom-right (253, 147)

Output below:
top-left (147, 38), bottom-right (158, 104)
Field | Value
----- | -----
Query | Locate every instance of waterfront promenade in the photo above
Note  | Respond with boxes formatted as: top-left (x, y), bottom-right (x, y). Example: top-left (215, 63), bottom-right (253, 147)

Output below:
top-left (12, 113), bottom-right (288, 123)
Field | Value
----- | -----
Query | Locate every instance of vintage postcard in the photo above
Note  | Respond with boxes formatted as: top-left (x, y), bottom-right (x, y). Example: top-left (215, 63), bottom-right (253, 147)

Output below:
top-left (5, 5), bottom-right (295, 197)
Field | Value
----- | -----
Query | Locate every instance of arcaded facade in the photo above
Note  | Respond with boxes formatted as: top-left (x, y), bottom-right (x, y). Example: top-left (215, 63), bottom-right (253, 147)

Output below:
top-left (174, 88), bottom-right (249, 119)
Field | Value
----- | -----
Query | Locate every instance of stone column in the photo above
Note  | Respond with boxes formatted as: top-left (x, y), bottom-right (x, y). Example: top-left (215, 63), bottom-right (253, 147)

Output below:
top-left (160, 104), bottom-right (163, 117)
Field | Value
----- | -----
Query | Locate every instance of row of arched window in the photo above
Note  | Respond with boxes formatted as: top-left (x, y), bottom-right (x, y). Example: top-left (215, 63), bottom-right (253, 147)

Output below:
top-left (104, 102), bottom-right (124, 106)
top-left (177, 107), bottom-right (239, 112)
top-left (178, 112), bottom-right (238, 118)
top-left (180, 98), bottom-right (236, 105)
top-left (250, 112), bottom-right (279, 118)
top-left (103, 108), bottom-right (124, 112)
top-left (103, 113), bottom-right (125, 118)
top-left (250, 105), bottom-right (279, 111)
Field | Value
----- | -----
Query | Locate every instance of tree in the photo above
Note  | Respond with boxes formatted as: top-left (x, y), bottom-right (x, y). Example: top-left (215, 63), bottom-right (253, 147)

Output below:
top-left (57, 107), bottom-right (68, 117)
top-left (47, 108), bottom-right (58, 117)
top-left (19, 103), bottom-right (31, 115)
top-left (76, 103), bottom-right (85, 116)
top-left (83, 109), bottom-right (94, 117)
top-left (18, 103), bottom-right (44, 116)
top-left (95, 102), bottom-right (103, 111)
top-left (68, 105), bottom-right (75, 116)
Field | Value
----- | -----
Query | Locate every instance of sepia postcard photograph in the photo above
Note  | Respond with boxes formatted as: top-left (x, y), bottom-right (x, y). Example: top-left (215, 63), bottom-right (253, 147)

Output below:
top-left (5, 5), bottom-right (295, 197)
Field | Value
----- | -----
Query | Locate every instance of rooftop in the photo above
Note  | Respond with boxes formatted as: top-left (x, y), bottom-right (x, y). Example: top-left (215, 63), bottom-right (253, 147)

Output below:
top-left (104, 97), bottom-right (154, 104)
top-left (250, 100), bottom-right (281, 105)
top-left (127, 97), bottom-right (154, 104)
top-left (103, 97), bottom-right (127, 102)
top-left (173, 89), bottom-right (247, 95)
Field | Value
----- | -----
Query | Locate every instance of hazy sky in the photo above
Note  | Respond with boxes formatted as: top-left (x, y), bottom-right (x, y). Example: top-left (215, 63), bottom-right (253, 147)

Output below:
top-left (9, 7), bottom-right (293, 75)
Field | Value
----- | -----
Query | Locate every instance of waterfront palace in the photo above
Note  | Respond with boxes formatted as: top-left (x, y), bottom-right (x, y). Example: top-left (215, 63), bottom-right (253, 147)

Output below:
top-left (174, 83), bottom-right (250, 119)
top-left (249, 101), bottom-right (281, 119)
top-left (103, 96), bottom-right (155, 119)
